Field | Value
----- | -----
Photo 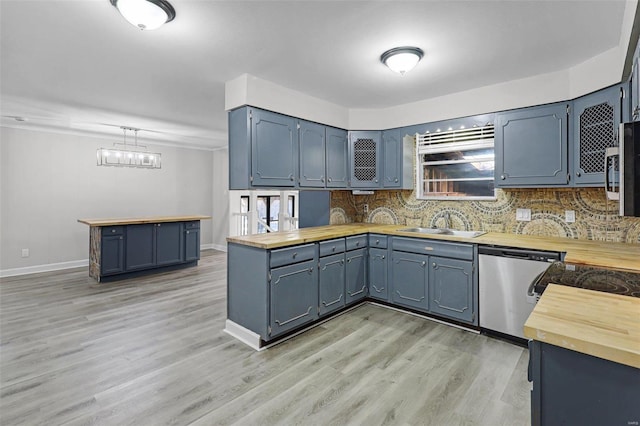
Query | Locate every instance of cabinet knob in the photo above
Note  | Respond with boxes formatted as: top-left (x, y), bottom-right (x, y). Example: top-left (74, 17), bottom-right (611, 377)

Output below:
top-left (321, 177), bottom-right (325, 183)
top-left (308, 268), bottom-right (314, 274)
top-left (432, 262), bottom-right (437, 268)
top-left (394, 178), bottom-right (398, 183)
top-left (332, 246), bottom-right (336, 251)
top-left (341, 259), bottom-right (345, 265)
top-left (421, 261), bottom-right (426, 267)
top-left (157, 223), bottom-right (161, 227)
top-left (292, 252), bottom-right (297, 258)
top-left (112, 229), bottom-right (116, 233)
top-left (328, 177), bottom-right (332, 183)
top-left (381, 255), bottom-right (386, 260)
top-left (375, 239), bottom-right (380, 244)
top-left (186, 231), bottom-right (190, 234)
top-left (576, 171), bottom-right (582, 177)
top-left (356, 241), bottom-right (360, 246)
top-left (374, 179), bottom-right (378, 183)
top-left (290, 176), bottom-right (294, 181)
top-left (500, 175), bottom-right (506, 180)
top-left (119, 236), bottom-right (123, 240)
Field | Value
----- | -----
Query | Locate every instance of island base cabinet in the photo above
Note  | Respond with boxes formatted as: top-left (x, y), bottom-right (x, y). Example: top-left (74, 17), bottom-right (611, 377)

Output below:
top-left (125, 224), bottom-right (156, 270)
top-left (101, 235), bottom-right (124, 275)
top-left (269, 260), bottom-right (319, 338)
top-left (528, 340), bottom-right (640, 426)
top-left (428, 257), bottom-right (475, 324)
top-left (345, 248), bottom-right (367, 305)
top-left (319, 253), bottom-right (345, 316)
top-left (368, 248), bottom-right (388, 301)
top-left (184, 226), bottom-right (200, 261)
top-left (155, 222), bottom-right (184, 266)
top-left (391, 252), bottom-right (428, 312)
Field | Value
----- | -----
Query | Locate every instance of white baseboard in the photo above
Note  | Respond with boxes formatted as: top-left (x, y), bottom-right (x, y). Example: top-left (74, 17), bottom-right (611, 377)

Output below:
top-left (202, 243), bottom-right (227, 252)
top-left (0, 259), bottom-right (89, 278)
top-left (223, 320), bottom-right (264, 351)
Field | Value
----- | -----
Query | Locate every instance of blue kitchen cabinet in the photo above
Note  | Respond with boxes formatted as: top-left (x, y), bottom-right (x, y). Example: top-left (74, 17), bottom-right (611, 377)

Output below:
top-left (326, 126), bottom-right (349, 188)
top-left (269, 259), bottom-right (319, 337)
top-left (368, 247), bottom-right (388, 301)
top-left (319, 252), bottom-right (346, 316)
top-left (391, 251), bottom-right (429, 312)
top-left (155, 222), bottom-right (184, 266)
top-left (345, 246), bottom-right (367, 305)
top-left (382, 129), bottom-right (413, 189)
top-left (125, 224), bottom-right (156, 271)
top-left (299, 120), bottom-right (326, 187)
top-left (572, 84), bottom-right (626, 186)
top-left (528, 340), bottom-right (640, 426)
top-left (349, 131), bottom-right (382, 188)
top-left (495, 103), bottom-right (569, 187)
top-left (101, 226), bottom-right (124, 275)
top-left (428, 256), bottom-right (475, 323)
top-left (252, 108), bottom-right (298, 187)
top-left (631, 37), bottom-right (640, 122)
top-left (184, 221), bottom-right (200, 262)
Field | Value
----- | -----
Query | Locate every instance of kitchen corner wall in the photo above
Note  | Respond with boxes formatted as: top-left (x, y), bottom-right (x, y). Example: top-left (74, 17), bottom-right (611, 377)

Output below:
top-left (330, 188), bottom-right (640, 244)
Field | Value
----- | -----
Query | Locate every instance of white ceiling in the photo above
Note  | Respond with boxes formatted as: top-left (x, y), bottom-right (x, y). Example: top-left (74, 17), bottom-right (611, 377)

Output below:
top-left (0, 0), bottom-right (633, 149)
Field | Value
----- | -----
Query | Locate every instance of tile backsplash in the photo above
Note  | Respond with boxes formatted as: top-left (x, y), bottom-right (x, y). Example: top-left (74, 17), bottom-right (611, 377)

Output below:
top-left (330, 188), bottom-right (640, 244)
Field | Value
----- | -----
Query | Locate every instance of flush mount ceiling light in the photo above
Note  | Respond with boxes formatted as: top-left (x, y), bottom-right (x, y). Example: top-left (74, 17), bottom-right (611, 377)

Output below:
top-left (110, 0), bottom-right (176, 30)
top-left (380, 46), bottom-right (424, 75)
top-left (97, 127), bottom-right (162, 169)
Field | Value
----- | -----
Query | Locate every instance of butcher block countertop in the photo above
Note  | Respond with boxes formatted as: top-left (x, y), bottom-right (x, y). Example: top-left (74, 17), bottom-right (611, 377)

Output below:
top-left (524, 284), bottom-right (640, 368)
top-left (78, 215), bottom-right (211, 226)
top-left (227, 224), bottom-right (640, 272)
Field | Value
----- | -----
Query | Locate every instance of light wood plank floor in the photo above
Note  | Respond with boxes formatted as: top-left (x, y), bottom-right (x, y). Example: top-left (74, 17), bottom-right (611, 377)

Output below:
top-left (1, 250), bottom-right (530, 425)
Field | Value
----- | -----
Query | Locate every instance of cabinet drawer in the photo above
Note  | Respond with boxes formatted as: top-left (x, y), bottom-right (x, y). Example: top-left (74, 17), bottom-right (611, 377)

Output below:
top-left (270, 244), bottom-right (316, 268)
top-left (184, 221), bottom-right (200, 230)
top-left (319, 238), bottom-right (345, 257)
top-left (391, 237), bottom-right (473, 260)
top-left (101, 226), bottom-right (124, 236)
top-left (346, 235), bottom-right (368, 251)
top-left (368, 234), bottom-right (388, 249)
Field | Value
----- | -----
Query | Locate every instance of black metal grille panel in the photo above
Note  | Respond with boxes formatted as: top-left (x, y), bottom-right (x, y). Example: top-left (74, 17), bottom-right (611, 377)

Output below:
top-left (353, 138), bottom-right (377, 181)
top-left (579, 102), bottom-right (615, 174)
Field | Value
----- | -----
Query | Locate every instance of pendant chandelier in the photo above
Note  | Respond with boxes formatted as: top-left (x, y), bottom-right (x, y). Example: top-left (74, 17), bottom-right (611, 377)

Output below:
top-left (97, 127), bottom-right (162, 169)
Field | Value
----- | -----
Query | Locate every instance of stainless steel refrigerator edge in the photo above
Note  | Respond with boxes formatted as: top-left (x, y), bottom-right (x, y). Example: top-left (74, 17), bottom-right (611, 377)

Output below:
top-left (479, 247), bottom-right (560, 339)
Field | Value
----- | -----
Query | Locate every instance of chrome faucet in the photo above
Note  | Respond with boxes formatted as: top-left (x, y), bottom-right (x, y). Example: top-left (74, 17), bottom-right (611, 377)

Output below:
top-left (443, 212), bottom-right (451, 229)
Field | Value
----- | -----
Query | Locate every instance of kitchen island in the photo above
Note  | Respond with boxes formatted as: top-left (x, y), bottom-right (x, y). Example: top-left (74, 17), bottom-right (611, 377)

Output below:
top-left (524, 284), bottom-right (640, 425)
top-left (79, 215), bottom-right (211, 282)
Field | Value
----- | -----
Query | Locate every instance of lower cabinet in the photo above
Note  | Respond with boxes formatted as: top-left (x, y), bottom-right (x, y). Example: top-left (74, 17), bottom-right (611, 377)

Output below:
top-left (319, 253), bottom-right (346, 316)
top-left (368, 247), bottom-right (388, 301)
top-left (101, 234), bottom-right (124, 275)
top-left (269, 259), bottom-right (319, 338)
top-left (429, 256), bottom-right (475, 323)
top-left (391, 251), bottom-right (429, 311)
top-left (528, 340), bottom-right (640, 426)
top-left (345, 248), bottom-right (367, 304)
top-left (93, 221), bottom-right (202, 282)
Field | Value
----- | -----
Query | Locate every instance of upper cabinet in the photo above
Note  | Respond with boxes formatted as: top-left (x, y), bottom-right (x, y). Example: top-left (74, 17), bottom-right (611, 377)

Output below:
top-left (349, 131), bottom-right (382, 188)
top-left (631, 38), bottom-right (640, 122)
top-left (251, 109), bottom-right (298, 187)
top-left (298, 120), bottom-right (326, 187)
top-left (572, 84), bottom-right (625, 186)
top-left (381, 129), bottom-right (413, 189)
top-left (495, 103), bottom-right (569, 187)
top-left (325, 127), bottom-right (349, 188)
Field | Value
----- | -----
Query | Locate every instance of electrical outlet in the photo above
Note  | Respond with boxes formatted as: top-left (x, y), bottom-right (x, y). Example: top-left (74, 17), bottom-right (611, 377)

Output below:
top-left (21, 248), bottom-right (29, 258)
top-left (516, 208), bottom-right (531, 222)
top-left (565, 210), bottom-right (576, 223)
top-left (363, 204), bottom-right (369, 214)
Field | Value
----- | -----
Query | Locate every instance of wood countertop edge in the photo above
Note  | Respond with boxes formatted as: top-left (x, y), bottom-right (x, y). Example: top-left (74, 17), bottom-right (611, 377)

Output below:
top-left (524, 284), bottom-right (640, 369)
top-left (78, 215), bottom-right (212, 226)
top-left (226, 224), bottom-right (640, 271)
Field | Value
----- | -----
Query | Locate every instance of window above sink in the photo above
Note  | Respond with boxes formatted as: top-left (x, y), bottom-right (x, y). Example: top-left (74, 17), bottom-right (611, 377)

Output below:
top-left (416, 124), bottom-right (496, 200)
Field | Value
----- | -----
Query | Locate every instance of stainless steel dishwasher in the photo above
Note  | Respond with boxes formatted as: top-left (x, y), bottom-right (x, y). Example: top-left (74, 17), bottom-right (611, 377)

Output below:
top-left (478, 246), bottom-right (561, 340)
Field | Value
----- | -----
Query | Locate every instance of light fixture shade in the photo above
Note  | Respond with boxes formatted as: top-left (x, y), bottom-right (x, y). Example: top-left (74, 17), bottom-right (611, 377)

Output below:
top-left (381, 47), bottom-right (424, 75)
top-left (110, 0), bottom-right (175, 30)
top-left (97, 148), bottom-right (162, 168)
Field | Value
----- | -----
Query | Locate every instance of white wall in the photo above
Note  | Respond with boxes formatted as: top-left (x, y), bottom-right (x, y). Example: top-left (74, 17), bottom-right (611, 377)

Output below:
top-left (211, 148), bottom-right (229, 250)
top-left (0, 126), bottom-right (215, 275)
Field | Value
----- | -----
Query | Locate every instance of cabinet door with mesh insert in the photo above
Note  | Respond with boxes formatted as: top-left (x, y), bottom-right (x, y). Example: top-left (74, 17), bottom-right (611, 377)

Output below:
top-left (349, 131), bottom-right (381, 188)
top-left (573, 85), bottom-right (623, 186)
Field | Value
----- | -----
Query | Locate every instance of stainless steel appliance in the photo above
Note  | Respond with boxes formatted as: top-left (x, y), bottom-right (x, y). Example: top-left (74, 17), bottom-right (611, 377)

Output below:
top-left (604, 122), bottom-right (640, 217)
top-left (479, 246), bottom-right (560, 339)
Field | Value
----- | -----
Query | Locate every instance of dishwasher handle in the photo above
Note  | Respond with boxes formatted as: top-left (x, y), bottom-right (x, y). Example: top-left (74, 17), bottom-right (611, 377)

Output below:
top-left (527, 270), bottom-right (546, 297)
top-left (479, 246), bottom-right (561, 262)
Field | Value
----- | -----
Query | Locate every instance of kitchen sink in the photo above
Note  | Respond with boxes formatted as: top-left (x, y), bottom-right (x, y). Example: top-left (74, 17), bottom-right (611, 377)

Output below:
top-left (398, 227), bottom-right (486, 238)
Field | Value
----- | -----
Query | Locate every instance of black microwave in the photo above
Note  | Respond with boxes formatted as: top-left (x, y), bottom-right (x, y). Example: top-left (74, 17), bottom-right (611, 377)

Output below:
top-left (606, 122), bottom-right (640, 217)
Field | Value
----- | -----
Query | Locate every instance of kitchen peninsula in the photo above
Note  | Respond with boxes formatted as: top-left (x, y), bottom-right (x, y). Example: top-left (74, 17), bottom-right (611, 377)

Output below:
top-left (78, 215), bottom-right (210, 282)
